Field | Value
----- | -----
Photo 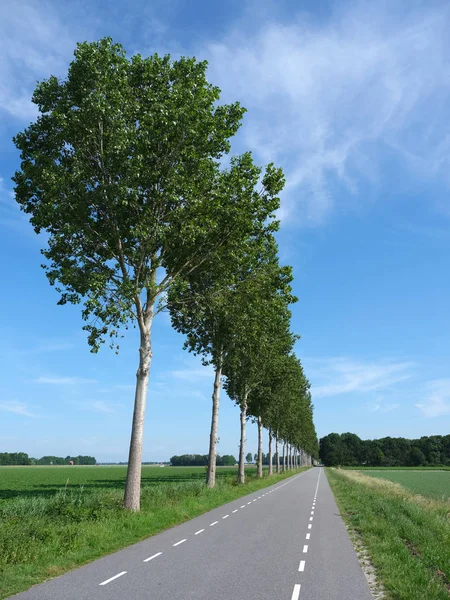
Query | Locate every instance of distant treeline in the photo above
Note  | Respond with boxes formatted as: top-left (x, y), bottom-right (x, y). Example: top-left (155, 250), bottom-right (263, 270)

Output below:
top-left (0, 453), bottom-right (96, 466)
top-left (170, 453), bottom-right (285, 467)
top-left (170, 454), bottom-right (237, 466)
top-left (319, 433), bottom-right (450, 467)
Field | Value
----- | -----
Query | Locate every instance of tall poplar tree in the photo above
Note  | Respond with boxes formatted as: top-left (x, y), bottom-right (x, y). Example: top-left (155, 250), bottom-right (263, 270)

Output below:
top-left (13, 38), bottom-right (268, 510)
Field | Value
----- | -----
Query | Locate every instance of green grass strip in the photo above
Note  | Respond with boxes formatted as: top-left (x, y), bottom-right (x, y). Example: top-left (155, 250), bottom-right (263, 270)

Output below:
top-left (0, 467), bottom-right (309, 599)
top-left (327, 468), bottom-right (450, 600)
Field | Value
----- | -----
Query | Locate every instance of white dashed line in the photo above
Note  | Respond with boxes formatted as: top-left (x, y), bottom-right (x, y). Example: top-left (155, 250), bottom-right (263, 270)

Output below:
top-left (291, 583), bottom-right (301, 600)
top-left (311, 511), bottom-right (314, 515)
top-left (241, 505), bottom-right (246, 508)
top-left (210, 521), bottom-right (218, 527)
top-left (306, 533), bottom-right (310, 540)
top-left (194, 529), bottom-right (205, 535)
top-left (143, 552), bottom-right (162, 563)
top-left (247, 502), bottom-right (252, 505)
top-left (309, 517), bottom-right (313, 521)
top-left (303, 545), bottom-right (308, 553)
top-left (99, 572), bottom-right (127, 586)
top-left (173, 539), bottom-right (186, 547)
top-left (222, 515), bottom-right (229, 519)
top-left (232, 509), bottom-right (238, 513)
top-left (299, 560), bottom-right (306, 572)
top-left (308, 524), bottom-right (312, 529)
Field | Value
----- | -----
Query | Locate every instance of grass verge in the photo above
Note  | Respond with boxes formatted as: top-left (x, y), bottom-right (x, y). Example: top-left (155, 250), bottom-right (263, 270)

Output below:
top-left (0, 467), bottom-right (309, 599)
top-left (327, 468), bottom-right (450, 600)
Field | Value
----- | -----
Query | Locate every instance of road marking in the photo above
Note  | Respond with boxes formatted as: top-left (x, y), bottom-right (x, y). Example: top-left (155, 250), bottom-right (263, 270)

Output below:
top-left (210, 521), bottom-right (218, 527)
top-left (311, 511), bottom-right (314, 514)
top-left (299, 560), bottom-right (306, 572)
top-left (195, 529), bottom-right (205, 535)
top-left (232, 509), bottom-right (238, 513)
top-left (308, 524), bottom-right (312, 529)
top-left (143, 552), bottom-right (162, 563)
top-left (173, 539), bottom-right (187, 546)
top-left (222, 515), bottom-right (229, 519)
top-left (291, 583), bottom-right (301, 600)
top-left (241, 505), bottom-right (246, 508)
top-left (258, 496), bottom-right (261, 499)
top-left (306, 533), bottom-right (310, 540)
top-left (253, 499), bottom-right (257, 502)
top-left (303, 545), bottom-right (308, 553)
top-left (309, 517), bottom-right (313, 521)
top-left (99, 572), bottom-right (127, 586)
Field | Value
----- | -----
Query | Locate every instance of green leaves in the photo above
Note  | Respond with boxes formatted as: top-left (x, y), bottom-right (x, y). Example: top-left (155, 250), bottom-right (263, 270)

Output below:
top-left (13, 38), bottom-right (247, 350)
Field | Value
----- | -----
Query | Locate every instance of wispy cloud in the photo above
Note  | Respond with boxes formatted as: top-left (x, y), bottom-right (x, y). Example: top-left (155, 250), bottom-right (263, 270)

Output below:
top-left (369, 402), bottom-right (400, 413)
top-left (170, 366), bottom-right (214, 382)
top-left (308, 357), bottom-right (413, 398)
top-left (0, 0), bottom-right (79, 121)
top-left (205, 1), bottom-right (450, 223)
top-left (416, 379), bottom-right (450, 418)
top-left (0, 400), bottom-right (35, 417)
top-left (87, 400), bottom-right (120, 415)
top-left (35, 376), bottom-right (96, 385)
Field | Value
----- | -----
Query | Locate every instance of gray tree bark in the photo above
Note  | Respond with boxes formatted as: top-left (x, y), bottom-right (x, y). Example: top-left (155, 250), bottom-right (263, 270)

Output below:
top-left (237, 394), bottom-right (248, 484)
top-left (124, 325), bottom-right (152, 511)
top-left (257, 416), bottom-right (263, 478)
top-left (282, 441), bottom-right (286, 471)
top-left (276, 432), bottom-right (280, 473)
top-left (206, 359), bottom-right (223, 488)
top-left (268, 427), bottom-right (273, 476)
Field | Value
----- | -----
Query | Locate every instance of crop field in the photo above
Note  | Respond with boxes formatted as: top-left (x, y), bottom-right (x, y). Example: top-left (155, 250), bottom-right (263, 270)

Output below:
top-left (0, 465), bottom-right (259, 499)
top-left (359, 469), bottom-right (450, 501)
top-left (328, 468), bottom-right (450, 600)
top-left (0, 464), bottom-right (303, 599)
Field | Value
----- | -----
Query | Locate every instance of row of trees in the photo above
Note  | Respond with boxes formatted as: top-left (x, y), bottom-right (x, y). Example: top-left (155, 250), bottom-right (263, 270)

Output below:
top-left (14, 38), bottom-right (318, 510)
top-left (0, 453), bottom-right (96, 465)
top-left (319, 433), bottom-right (450, 467)
top-left (170, 454), bottom-right (236, 466)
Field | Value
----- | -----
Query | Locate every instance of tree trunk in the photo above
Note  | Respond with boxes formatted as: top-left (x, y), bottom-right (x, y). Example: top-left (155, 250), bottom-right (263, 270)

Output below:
top-left (268, 427), bottom-right (273, 476)
top-left (124, 325), bottom-right (152, 511)
top-left (288, 445), bottom-right (291, 470)
top-left (237, 394), bottom-right (248, 484)
top-left (206, 360), bottom-right (223, 488)
top-left (282, 441), bottom-right (286, 471)
top-left (257, 416), bottom-right (263, 478)
top-left (276, 433), bottom-right (280, 473)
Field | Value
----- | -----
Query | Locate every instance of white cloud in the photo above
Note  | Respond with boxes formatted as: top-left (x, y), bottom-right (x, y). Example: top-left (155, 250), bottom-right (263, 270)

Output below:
top-left (308, 357), bottom-right (413, 398)
top-left (0, 400), bottom-right (35, 417)
top-left (0, 0), bottom-right (79, 121)
top-left (170, 366), bottom-right (214, 382)
top-left (370, 402), bottom-right (399, 413)
top-left (89, 400), bottom-right (119, 414)
top-left (35, 376), bottom-right (96, 385)
top-left (416, 379), bottom-right (450, 418)
top-left (204, 1), bottom-right (450, 223)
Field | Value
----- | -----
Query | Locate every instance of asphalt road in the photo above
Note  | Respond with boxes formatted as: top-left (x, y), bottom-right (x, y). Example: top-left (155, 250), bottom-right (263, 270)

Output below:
top-left (11, 468), bottom-right (373, 600)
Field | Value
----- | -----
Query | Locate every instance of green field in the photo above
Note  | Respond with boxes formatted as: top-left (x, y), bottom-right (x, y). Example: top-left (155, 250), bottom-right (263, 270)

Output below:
top-left (328, 468), bottom-right (450, 600)
top-left (0, 464), bottom-right (254, 498)
top-left (359, 469), bottom-right (450, 501)
top-left (0, 465), bottom-right (306, 599)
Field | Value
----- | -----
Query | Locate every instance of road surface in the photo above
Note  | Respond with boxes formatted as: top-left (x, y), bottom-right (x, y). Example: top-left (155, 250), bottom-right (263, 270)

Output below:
top-left (11, 468), bottom-right (372, 600)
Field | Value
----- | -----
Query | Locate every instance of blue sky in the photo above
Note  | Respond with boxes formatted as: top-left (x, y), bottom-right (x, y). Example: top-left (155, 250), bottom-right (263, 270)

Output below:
top-left (1, 0), bottom-right (450, 461)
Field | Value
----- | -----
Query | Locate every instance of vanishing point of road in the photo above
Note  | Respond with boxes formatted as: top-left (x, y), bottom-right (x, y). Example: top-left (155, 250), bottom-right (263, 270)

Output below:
top-left (11, 468), bottom-right (372, 600)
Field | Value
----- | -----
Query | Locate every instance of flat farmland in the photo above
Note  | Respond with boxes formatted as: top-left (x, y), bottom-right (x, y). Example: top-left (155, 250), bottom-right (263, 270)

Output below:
top-left (0, 464), bottom-right (305, 599)
top-left (0, 465), bottom-right (255, 499)
top-left (359, 469), bottom-right (450, 501)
